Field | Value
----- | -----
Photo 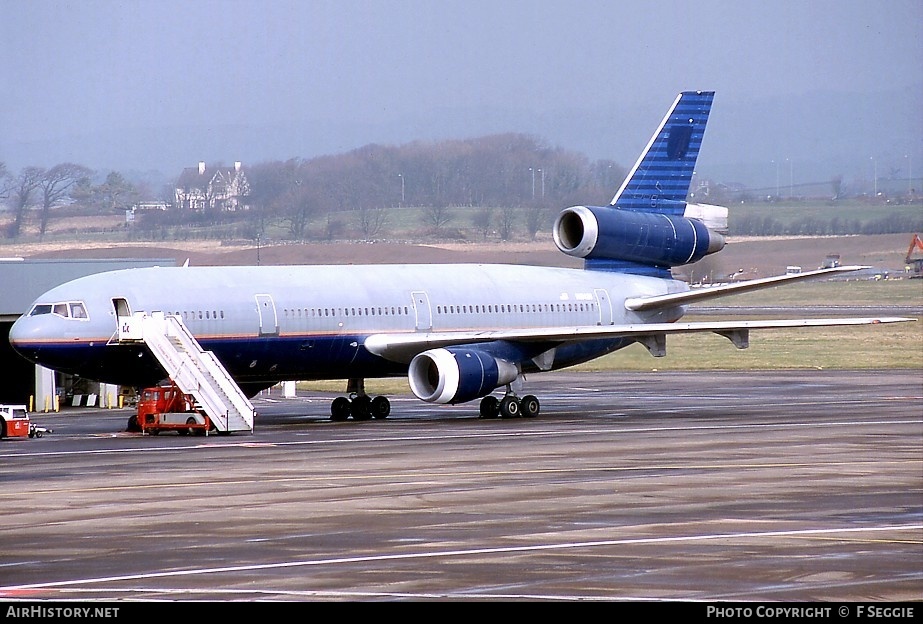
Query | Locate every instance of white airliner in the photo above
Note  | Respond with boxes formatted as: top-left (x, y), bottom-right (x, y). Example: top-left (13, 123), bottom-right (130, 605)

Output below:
top-left (8, 91), bottom-right (910, 422)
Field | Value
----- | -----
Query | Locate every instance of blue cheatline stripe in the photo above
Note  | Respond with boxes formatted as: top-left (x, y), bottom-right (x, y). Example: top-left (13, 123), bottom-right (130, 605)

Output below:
top-left (612, 91), bottom-right (714, 215)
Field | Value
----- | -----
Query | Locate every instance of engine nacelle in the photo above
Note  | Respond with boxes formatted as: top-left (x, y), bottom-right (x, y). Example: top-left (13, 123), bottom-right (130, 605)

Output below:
top-left (408, 347), bottom-right (519, 404)
top-left (553, 205), bottom-right (725, 267)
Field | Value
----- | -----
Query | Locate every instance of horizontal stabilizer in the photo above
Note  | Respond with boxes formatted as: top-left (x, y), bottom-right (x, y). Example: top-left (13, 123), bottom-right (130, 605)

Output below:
top-left (624, 265), bottom-right (870, 312)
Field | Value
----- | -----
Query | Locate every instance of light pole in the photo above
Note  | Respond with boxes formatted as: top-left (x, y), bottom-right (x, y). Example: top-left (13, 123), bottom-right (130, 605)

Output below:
top-left (772, 160), bottom-right (779, 197)
top-left (398, 173), bottom-right (404, 205)
top-left (906, 154), bottom-right (913, 196)
top-left (539, 168), bottom-right (545, 198)
top-left (870, 157), bottom-right (877, 196)
top-left (785, 158), bottom-right (792, 198)
top-left (529, 167), bottom-right (535, 198)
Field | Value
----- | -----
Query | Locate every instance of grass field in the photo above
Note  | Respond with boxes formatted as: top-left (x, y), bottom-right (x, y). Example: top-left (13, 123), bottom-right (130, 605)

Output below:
top-left (572, 319), bottom-right (920, 372)
top-left (578, 278), bottom-right (922, 371)
top-left (729, 200), bottom-right (921, 228)
top-left (707, 278), bottom-right (922, 306)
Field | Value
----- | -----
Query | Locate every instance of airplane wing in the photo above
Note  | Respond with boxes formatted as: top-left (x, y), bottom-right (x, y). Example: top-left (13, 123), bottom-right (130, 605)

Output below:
top-left (364, 316), bottom-right (913, 363)
top-left (624, 265), bottom-right (868, 311)
top-left (367, 265), bottom-right (913, 363)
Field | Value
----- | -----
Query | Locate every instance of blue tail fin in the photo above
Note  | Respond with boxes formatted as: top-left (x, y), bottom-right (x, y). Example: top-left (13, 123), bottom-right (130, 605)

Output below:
top-left (610, 91), bottom-right (714, 214)
top-left (552, 91), bottom-right (724, 277)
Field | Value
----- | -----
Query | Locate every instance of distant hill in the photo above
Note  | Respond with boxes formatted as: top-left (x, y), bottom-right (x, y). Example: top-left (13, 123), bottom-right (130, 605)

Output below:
top-left (3, 85), bottom-right (920, 195)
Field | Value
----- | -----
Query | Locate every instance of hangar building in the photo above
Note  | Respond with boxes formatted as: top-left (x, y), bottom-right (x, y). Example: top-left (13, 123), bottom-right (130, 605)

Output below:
top-left (1, 258), bottom-right (178, 408)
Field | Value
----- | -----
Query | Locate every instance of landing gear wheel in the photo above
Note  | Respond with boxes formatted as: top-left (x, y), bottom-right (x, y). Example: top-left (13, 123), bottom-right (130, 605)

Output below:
top-left (519, 395), bottom-right (540, 418)
top-left (371, 396), bottom-right (391, 419)
top-left (479, 396), bottom-right (500, 419)
top-left (351, 395), bottom-right (372, 420)
top-left (331, 396), bottom-right (351, 421)
top-left (500, 396), bottom-right (520, 418)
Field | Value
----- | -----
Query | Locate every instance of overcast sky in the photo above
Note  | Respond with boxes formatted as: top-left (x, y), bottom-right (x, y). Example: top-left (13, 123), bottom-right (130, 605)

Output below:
top-left (2, 0), bottom-right (921, 188)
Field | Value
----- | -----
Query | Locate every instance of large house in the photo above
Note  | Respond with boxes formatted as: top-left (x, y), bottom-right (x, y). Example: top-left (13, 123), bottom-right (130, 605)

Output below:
top-left (174, 161), bottom-right (250, 211)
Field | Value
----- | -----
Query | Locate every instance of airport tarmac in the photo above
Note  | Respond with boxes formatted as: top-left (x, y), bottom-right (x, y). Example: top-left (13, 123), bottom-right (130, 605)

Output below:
top-left (0, 369), bottom-right (920, 602)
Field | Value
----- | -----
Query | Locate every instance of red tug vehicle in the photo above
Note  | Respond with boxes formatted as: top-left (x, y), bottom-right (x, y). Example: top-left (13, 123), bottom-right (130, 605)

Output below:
top-left (129, 383), bottom-right (211, 436)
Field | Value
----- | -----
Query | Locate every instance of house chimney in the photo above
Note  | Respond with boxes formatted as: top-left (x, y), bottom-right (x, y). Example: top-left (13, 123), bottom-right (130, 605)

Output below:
top-left (198, 161), bottom-right (206, 175)
top-left (234, 161), bottom-right (241, 172)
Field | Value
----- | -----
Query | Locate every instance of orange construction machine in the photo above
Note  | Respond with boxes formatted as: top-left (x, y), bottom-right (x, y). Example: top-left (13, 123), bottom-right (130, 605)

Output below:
top-left (905, 234), bottom-right (923, 278)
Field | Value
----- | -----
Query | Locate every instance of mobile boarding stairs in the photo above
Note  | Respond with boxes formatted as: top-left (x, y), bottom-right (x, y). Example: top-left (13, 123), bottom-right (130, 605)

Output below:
top-left (115, 312), bottom-right (255, 434)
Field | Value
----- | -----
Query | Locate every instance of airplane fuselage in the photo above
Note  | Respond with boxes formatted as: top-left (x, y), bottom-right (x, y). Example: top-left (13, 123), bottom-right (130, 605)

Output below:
top-left (10, 263), bottom-right (686, 394)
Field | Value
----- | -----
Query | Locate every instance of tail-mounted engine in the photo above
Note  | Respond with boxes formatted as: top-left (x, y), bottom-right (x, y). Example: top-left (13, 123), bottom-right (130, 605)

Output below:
top-left (408, 347), bottom-right (518, 404)
top-left (553, 205), bottom-right (725, 269)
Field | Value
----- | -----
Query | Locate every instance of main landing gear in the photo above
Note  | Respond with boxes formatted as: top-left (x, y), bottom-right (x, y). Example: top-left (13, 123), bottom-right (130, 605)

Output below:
top-left (330, 378), bottom-right (391, 422)
top-left (328, 380), bottom-right (540, 421)
top-left (478, 388), bottom-right (540, 419)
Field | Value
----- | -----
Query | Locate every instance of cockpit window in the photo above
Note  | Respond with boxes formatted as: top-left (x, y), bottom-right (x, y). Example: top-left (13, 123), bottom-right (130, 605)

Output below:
top-left (28, 301), bottom-right (89, 320)
top-left (70, 302), bottom-right (88, 319)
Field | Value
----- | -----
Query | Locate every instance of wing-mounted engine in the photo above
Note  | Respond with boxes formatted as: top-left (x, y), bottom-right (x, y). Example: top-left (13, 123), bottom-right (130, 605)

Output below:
top-left (408, 347), bottom-right (519, 404)
top-left (553, 205), bottom-right (725, 271)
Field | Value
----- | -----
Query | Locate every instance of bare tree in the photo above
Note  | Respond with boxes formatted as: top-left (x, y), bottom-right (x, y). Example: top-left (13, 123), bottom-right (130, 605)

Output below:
top-left (424, 203), bottom-right (453, 233)
top-left (285, 184), bottom-right (317, 239)
top-left (471, 205), bottom-right (494, 240)
top-left (524, 201), bottom-right (550, 241)
top-left (497, 205), bottom-right (517, 241)
top-left (830, 175), bottom-right (843, 200)
top-left (324, 213), bottom-right (345, 241)
top-left (38, 163), bottom-right (93, 236)
top-left (0, 162), bottom-right (9, 200)
top-left (357, 206), bottom-right (388, 240)
top-left (6, 167), bottom-right (44, 238)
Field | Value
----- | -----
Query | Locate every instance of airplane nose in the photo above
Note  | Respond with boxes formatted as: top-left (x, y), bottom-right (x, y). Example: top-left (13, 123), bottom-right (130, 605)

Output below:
top-left (9, 315), bottom-right (34, 355)
top-left (8, 313), bottom-right (49, 363)
top-left (9, 315), bottom-right (28, 347)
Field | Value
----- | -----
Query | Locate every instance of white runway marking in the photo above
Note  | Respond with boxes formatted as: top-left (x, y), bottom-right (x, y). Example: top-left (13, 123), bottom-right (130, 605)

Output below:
top-left (1, 418), bottom-right (919, 461)
top-left (2, 524), bottom-right (919, 593)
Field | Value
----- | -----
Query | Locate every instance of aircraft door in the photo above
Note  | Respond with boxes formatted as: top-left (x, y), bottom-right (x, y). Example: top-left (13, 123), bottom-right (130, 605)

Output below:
top-left (112, 297), bottom-right (142, 341)
top-left (411, 291), bottom-right (432, 331)
top-left (255, 294), bottom-right (279, 336)
top-left (594, 289), bottom-right (613, 326)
